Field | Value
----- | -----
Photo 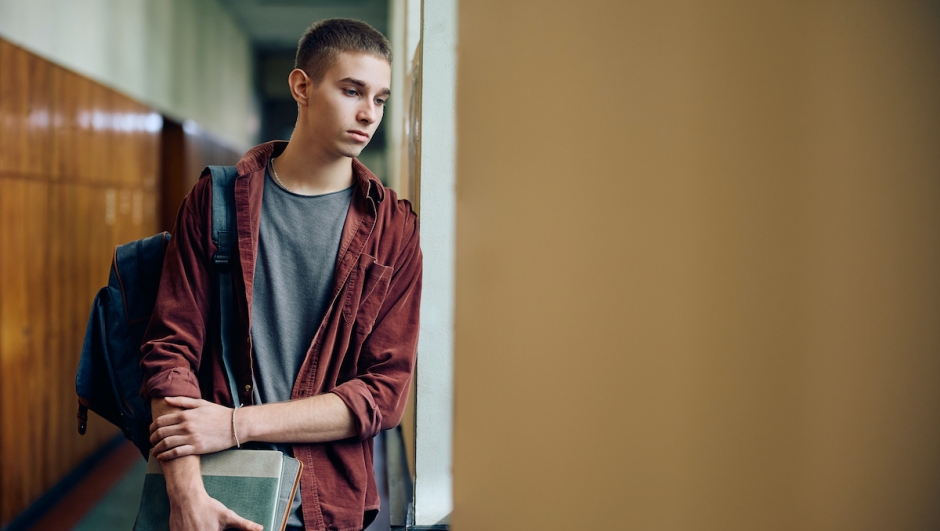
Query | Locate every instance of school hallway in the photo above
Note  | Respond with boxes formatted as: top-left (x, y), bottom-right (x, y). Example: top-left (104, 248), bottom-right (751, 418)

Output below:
top-left (1, 0), bottom-right (430, 528)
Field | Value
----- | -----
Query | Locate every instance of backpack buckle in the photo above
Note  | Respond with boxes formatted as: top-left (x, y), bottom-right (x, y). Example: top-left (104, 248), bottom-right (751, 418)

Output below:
top-left (214, 250), bottom-right (231, 270)
top-left (77, 403), bottom-right (88, 435)
top-left (214, 230), bottom-right (232, 270)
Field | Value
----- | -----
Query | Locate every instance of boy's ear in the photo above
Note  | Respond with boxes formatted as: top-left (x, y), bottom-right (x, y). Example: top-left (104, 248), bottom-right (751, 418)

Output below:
top-left (288, 69), bottom-right (312, 106)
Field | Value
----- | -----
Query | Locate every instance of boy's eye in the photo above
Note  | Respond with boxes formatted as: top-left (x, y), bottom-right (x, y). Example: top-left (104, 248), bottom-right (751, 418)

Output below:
top-left (376, 99), bottom-right (387, 106)
top-left (345, 89), bottom-right (358, 96)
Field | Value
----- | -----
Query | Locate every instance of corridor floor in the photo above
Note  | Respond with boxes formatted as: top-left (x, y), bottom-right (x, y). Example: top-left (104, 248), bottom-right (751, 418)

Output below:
top-left (70, 459), bottom-right (146, 530)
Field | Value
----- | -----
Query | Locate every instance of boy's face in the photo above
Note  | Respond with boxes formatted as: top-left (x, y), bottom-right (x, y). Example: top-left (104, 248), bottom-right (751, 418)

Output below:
top-left (302, 52), bottom-right (391, 159)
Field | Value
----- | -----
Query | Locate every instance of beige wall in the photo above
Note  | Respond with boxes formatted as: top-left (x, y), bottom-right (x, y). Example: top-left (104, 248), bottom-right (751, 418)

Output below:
top-left (454, 2), bottom-right (940, 530)
top-left (0, 0), bottom-right (256, 150)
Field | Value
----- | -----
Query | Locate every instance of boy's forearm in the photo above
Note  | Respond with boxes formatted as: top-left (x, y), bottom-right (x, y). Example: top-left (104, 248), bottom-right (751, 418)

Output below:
top-left (151, 398), bottom-right (205, 498)
top-left (238, 393), bottom-right (357, 444)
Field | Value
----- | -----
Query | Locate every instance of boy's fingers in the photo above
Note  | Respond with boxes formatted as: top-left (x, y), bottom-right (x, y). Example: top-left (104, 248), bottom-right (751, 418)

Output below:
top-left (164, 396), bottom-right (202, 408)
top-left (223, 508), bottom-right (263, 531)
top-left (149, 412), bottom-right (181, 433)
top-left (156, 444), bottom-right (195, 461)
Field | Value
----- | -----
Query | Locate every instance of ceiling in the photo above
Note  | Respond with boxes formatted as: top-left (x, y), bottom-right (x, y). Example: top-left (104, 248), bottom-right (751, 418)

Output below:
top-left (218, 0), bottom-right (389, 51)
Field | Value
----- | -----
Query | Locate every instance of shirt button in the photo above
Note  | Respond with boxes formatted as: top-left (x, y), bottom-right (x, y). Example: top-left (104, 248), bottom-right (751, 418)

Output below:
top-left (244, 384), bottom-right (252, 392)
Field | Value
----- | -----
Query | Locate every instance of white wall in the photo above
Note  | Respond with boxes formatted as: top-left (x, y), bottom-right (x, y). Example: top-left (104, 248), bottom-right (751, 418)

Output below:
top-left (386, 0), bottom-right (406, 194)
top-left (414, 0), bottom-right (456, 525)
top-left (0, 0), bottom-right (256, 150)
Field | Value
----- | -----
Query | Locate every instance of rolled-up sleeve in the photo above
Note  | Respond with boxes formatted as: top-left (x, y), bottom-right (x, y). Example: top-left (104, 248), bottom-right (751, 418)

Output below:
top-left (140, 181), bottom-right (213, 400)
top-left (331, 211), bottom-right (422, 440)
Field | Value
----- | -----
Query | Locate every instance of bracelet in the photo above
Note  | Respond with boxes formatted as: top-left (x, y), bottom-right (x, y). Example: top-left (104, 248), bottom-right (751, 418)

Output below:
top-left (232, 405), bottom-right (242, 449)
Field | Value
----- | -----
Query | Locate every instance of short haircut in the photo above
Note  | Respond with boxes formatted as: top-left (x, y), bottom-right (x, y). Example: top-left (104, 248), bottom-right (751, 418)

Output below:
top-left (295, 19), bottom-right (392, 85)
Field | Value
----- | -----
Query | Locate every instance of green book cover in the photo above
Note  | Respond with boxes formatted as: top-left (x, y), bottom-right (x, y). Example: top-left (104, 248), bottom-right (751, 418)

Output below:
top-left (136, 449), bottom-right (289, 531)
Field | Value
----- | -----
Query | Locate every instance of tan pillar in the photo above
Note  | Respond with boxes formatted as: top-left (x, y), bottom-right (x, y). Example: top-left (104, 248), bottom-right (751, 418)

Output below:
top-left (454, 2), bottom-right (940, 530)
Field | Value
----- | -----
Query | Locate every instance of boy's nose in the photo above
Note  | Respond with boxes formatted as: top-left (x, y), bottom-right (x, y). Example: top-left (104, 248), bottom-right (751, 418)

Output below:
top-left (358, 103), bottom-right (376, 124)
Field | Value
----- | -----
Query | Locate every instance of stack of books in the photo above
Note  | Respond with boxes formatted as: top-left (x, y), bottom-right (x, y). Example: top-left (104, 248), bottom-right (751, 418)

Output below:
top-left (136, 449), bottom-right (302, 531)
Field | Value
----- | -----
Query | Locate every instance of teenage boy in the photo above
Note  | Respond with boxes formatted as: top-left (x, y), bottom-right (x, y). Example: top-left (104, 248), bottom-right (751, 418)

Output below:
top-left (140, 19), bottom-right (421, 531)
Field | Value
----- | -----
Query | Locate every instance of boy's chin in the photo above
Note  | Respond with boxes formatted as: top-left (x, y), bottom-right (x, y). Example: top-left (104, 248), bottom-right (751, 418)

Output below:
top-left (341, 147), bottom-right (367, 159)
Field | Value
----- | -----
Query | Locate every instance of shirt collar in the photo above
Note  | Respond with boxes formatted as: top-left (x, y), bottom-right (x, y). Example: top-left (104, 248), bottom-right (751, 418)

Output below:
top-left (236, 140), bottom-right (385, 203)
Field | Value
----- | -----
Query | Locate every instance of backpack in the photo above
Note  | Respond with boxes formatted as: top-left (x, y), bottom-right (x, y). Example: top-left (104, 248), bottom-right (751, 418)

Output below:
top-left (75, 166), bottom-right (240, 459)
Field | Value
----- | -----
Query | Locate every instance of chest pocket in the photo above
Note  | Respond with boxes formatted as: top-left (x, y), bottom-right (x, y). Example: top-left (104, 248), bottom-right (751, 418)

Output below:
top-left (342, 254), bottom-right (393, 335)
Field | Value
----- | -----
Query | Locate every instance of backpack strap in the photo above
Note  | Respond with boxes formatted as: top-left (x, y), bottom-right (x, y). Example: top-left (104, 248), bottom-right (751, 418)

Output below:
top-left (208, 165), bottom-right (242, 408)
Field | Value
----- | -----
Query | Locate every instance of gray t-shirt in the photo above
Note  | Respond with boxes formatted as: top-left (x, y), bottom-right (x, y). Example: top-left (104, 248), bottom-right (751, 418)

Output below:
top-left (250, 163), bottom-right (353, 528)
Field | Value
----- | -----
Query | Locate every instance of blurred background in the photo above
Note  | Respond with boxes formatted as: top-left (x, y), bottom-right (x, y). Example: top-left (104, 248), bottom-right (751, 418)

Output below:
top-left (3, 1), bottom-right (940, 530)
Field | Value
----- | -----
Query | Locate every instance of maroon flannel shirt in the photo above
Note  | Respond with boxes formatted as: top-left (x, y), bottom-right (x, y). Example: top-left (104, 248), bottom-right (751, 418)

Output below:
top-left (140, 141), bottom-right (422, 531)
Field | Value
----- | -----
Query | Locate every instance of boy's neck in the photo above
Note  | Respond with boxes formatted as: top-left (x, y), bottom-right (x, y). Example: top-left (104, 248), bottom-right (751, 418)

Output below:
top-left (271, 134), bottom-right (354, 196)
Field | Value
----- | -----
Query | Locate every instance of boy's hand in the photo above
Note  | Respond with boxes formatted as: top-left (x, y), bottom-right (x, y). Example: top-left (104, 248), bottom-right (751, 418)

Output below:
top-left (150, 396), bottom-right (239, 459)
top-left (169, 486), bottom-right (263, 531)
